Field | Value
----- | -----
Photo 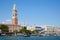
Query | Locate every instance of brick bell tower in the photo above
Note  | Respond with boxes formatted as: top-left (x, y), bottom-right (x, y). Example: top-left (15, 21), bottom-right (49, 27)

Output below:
top-left (12, 3), bottom-right (18, 25)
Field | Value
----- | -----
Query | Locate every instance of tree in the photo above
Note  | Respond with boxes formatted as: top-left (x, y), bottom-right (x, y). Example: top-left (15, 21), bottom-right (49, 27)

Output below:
top-left (31, 30), bottom-right (38, 34)
top-left (19, 27), bottom-right (31, 34)
top-left (23, 27), bottom-right (26, 30)
top-left (19, 27), bottom-right (27, 33)
top-left (0, 24), bottom-right (9, 32)
top-left (25, 30), bottom-right (31, 35)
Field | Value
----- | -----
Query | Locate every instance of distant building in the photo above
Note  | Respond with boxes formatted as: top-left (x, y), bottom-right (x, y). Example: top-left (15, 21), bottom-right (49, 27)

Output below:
top-left (27, 25), bottom-right (35, 31)
top-left (35, 26), bottom-right (43, 33)
top-left (27, 25), bottom-right (43, 33)
top-left (54, 27), bottom-right (60, 36)
top-left (43, 25), bottom-right (60, 36)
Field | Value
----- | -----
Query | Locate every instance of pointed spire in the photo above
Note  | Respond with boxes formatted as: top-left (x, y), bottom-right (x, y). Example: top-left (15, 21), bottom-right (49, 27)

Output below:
top-left (13, 3), bottom-right (17, 10)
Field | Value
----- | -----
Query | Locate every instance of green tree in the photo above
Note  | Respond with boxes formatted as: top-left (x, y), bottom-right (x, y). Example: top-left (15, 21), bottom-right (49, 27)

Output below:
top-left (25, 30), bottom-right (31, 34)
top-left (19, 27), bottom-right (27, 33)
top-left (23, 27), bottom-right (26, 30)
top-left (19, 27), bottom-right (31, 34)
top-left (0, 24), bottom-right (9, 32)
top-left (31, 30), bottom-right (38, 34)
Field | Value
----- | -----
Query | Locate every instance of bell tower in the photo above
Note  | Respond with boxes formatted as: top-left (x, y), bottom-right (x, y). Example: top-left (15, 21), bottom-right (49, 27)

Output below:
top-left (12, 3), bottom-right (18, 25)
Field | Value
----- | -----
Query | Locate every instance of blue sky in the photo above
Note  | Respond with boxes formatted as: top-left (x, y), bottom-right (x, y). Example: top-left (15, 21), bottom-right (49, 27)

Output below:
top-left (0, 0), bottom-right (60, 27)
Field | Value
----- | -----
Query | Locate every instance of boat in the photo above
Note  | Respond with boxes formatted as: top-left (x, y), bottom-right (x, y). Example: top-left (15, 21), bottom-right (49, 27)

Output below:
top-left (24, 34), bottom-right (31, 37)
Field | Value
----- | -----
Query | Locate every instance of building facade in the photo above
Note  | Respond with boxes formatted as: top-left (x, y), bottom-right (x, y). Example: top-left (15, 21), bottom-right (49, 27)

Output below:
top-left (27, 25), bottom-right (43, 33)
top-left (43, 25), bottom-right (60, 36)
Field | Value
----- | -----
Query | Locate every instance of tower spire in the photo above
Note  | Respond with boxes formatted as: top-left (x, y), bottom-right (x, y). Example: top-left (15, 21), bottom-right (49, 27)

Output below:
top-left (13, 3), bottom-right (16, 10)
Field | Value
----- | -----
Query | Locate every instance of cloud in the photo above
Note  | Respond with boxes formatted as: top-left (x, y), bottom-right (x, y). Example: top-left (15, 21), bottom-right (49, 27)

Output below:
top-left (1, 22), bottom-right (5, 24)
top-left (0, 19), bottom-right (11, 24)
top-left (5, 19), bottom-right (12, 24)
top-left (6, 19), bottom-right (11, 22)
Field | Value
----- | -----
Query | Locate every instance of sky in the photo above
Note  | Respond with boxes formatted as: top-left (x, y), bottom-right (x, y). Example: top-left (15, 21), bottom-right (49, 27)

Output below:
top-left (0, 0), bottom-right (60, 27)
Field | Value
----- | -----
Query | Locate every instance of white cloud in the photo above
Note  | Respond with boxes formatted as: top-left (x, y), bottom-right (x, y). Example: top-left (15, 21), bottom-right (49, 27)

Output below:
top-left (5, 19), bottom-right (12, 24)
top-left (6, 19), bottom-right (11, 22)
top-left (1, 22), bottom-right (5, 24)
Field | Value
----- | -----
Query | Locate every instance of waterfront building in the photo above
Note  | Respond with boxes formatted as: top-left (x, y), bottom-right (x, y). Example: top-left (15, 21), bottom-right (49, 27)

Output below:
top-left (54, 27), bottom-right (60, 36)
top-left (0, 3), bottom-right (22, 32)
top-left (27, 25), bottom-right (35, 31)
top-left (43, 25), bottom-right (60, 36)
top-left (27, 25), bottom-right (43, 33)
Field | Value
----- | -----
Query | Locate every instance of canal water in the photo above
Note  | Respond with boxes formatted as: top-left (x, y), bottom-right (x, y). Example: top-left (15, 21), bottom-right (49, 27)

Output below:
top-left (0, 36), bottom-right (60, 40)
